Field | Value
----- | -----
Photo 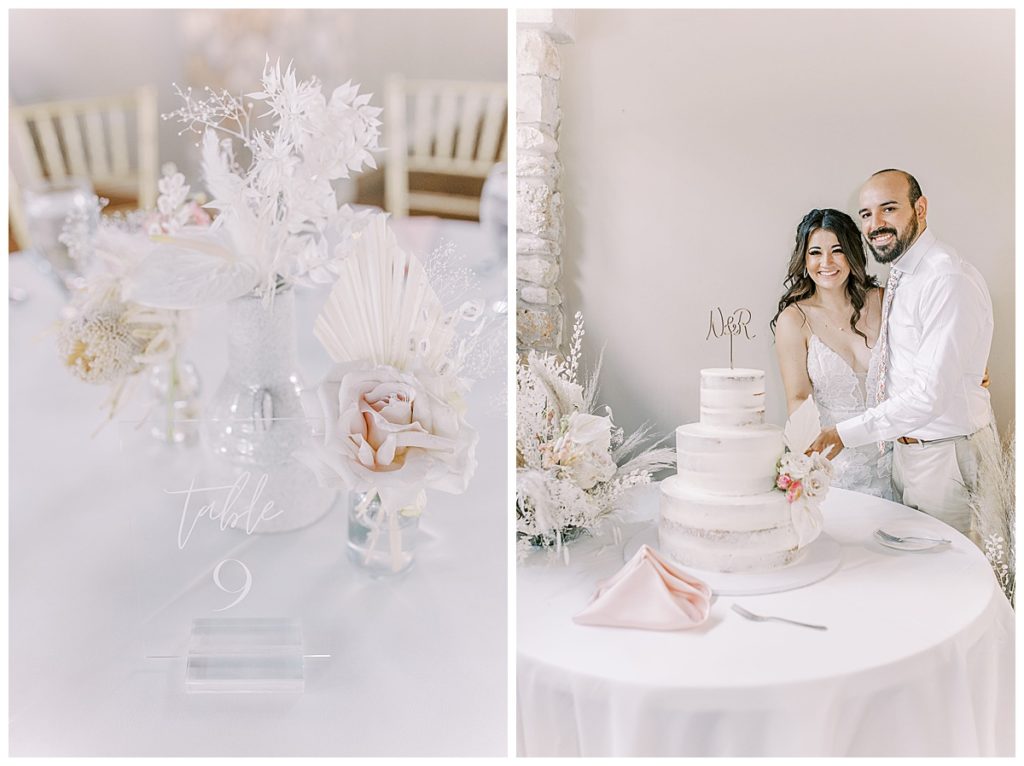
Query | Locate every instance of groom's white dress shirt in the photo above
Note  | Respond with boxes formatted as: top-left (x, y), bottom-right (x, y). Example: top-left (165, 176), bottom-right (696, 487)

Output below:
top-left (837, 227), bottom-right (993, 448)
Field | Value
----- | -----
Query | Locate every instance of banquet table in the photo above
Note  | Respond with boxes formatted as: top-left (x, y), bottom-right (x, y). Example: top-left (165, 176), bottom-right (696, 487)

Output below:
top-left (517, 486), bottom-right (1015, 757)
top-left (9, 216), bottom-right (509, 756)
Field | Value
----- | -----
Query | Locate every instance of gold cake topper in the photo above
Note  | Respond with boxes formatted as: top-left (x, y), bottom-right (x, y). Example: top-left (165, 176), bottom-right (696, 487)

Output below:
top-left (706, 307), bottom-right (755, 368)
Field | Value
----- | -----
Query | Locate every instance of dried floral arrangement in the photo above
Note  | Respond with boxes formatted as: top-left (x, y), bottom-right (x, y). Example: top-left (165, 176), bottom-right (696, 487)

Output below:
top-left (126, 57), bottom-right (382, 309)
top-left (970, 424), bottom-right (1015, 607)
top-left (55, 166), bottom-right (209, 425)
top-left (301, 211), bottom-right (506, 570)
top-left (516, 313), bottom-right (676, 559)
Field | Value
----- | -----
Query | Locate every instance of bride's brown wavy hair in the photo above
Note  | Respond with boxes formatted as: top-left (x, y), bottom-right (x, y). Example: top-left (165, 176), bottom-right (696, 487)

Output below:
top-left (770, 208), bottom-right (879, 346)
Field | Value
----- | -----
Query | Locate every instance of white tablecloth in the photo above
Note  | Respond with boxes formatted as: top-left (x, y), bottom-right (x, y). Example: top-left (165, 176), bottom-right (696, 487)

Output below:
top-left (10, 217), bottom-right (509, 756)
top-left (517, 486), bottom-right (1014, 757)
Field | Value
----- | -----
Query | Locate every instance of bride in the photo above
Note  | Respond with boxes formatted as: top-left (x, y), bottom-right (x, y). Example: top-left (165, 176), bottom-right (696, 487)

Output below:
top-left (771, 208), bottom-right (892, 498)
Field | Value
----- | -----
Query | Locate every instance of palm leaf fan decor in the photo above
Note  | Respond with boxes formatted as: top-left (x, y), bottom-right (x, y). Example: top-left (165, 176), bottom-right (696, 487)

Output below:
top-left (314, 215), bottom-right (456, 373)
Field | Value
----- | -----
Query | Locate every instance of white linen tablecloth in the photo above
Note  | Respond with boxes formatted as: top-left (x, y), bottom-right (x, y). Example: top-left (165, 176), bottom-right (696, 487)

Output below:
top-left (10, 217), bottom-right (509, 756)
top-left (517, 486), bottom-right (1014, 757)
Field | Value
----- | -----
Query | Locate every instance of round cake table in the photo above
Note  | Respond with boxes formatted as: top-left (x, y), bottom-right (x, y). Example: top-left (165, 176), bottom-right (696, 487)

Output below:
top-left (517, 487), bottom-right (1014, 757)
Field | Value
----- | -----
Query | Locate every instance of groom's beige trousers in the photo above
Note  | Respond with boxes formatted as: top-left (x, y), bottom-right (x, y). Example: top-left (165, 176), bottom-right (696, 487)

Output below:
top-left (891, 425), bottom-right (997, 544)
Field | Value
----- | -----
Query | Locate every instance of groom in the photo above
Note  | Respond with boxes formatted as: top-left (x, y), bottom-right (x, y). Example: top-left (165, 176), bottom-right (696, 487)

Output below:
top-left (809, 169), bottom-right (995, 538)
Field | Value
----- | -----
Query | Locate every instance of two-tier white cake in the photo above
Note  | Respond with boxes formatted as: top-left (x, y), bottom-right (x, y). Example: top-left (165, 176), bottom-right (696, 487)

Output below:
top-left (658, 368), bottom-right (800, 573)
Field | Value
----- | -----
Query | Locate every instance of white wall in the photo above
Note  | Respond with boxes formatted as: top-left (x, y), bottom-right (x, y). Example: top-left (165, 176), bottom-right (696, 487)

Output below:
top-left (558, 9), bottom-right (1014, 440)
top-left (10, 9), bottom-right (506, 180)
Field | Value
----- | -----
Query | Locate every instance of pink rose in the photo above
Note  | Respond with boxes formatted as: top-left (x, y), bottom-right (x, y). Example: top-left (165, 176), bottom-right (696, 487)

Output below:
top-left (786, 480), bottom-right (803, 503)
top-left (304, 361), bottom-right (478, 511)
top-left (776, 473), bottom-right (793, 491)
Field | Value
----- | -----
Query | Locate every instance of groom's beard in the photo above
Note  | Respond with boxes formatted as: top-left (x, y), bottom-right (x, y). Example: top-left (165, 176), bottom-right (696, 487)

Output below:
top-left (867, 216), bottom-right (919, 264)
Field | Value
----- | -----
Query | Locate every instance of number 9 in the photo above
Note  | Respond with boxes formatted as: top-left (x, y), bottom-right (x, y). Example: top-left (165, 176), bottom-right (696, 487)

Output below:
top-left (212, 558), bottom-right (252, 612)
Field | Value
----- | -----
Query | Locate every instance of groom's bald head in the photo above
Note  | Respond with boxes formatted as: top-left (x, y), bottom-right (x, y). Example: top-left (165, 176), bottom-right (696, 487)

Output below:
top-left (868, 169), bottom-right (923, 207)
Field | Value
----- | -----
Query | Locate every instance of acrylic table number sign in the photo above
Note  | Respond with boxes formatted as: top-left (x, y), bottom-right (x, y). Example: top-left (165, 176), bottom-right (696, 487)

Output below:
top-left (119, 417), bottom-right (339, 693)
top-left (706, 306), bottom-right (755, 368)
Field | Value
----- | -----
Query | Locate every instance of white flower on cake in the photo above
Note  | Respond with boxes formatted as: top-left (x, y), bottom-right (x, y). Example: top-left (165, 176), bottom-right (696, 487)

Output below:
top-left (309, 361), bottom-right (478, 512)
top-left (777, 452), bottom-right (806, 482)
top-left (805, 462), bottom-right (832, 495)
top-left (776, 397), bottom-right (835, 548)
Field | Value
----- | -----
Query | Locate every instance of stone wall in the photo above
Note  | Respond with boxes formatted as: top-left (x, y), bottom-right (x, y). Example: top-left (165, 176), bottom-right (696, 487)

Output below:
top-left (515, 13), bottom-right (573, 354)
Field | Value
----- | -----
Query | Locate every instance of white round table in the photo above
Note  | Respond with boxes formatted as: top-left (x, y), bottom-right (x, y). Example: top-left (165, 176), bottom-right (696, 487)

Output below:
top-left (10, 217), bottom-right (509, 756)
top-left (517, 486), bottom-right (1014, 757)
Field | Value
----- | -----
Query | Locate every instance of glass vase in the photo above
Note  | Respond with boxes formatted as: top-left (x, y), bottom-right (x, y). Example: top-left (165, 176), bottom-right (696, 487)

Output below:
top-left (347, 490), bottom-right (424, 576)
top-left (204, 286), bottom-right (335, 533)
top-left (22, 177), bottom-right (98, 294)
top-left (146, 357), bottom-right (201, 446)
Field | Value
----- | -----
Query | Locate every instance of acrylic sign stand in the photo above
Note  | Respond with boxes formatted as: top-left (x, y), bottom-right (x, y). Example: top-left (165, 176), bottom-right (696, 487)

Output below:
top-left (119, 416), bottom-right (338, 693)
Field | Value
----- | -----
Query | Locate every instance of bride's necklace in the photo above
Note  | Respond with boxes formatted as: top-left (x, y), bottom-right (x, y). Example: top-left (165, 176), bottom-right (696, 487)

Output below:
top-left (817, 307), bottom-right (853, 333)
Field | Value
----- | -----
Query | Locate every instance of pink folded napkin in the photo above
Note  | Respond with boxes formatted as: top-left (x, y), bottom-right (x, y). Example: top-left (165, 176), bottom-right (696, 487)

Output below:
top-left (573, 544), bottom-right (712, 630)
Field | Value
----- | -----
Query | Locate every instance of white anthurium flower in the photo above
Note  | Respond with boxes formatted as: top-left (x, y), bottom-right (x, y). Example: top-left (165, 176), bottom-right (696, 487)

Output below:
top-left (90, 225), bottom-right (158, 277)
top-left (526, 351), bottom-right (584, 420)
top-left (122, 226), bottom-right (261, 309)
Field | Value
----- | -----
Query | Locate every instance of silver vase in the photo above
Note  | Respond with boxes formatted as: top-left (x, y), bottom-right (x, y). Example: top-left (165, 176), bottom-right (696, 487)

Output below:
top-left (204, 287), bottom-right (336, 532)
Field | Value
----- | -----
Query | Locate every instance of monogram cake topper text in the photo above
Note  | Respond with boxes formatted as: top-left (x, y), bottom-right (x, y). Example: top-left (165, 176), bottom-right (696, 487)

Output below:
top-left (706, 307), bottom-right (755, 369)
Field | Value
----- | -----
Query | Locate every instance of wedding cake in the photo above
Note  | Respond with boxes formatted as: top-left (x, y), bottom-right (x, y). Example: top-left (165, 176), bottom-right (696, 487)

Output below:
top-left (659, 368), bottom-right (802, 573)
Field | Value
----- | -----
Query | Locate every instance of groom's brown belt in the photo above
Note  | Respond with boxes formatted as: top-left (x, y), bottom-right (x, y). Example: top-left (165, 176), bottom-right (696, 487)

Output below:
top-left (897, 434), bottom-right (969, 445)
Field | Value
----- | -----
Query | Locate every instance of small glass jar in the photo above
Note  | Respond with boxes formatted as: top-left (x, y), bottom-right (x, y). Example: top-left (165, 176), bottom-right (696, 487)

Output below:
top-left (347, 490), bottom-right (424, 576)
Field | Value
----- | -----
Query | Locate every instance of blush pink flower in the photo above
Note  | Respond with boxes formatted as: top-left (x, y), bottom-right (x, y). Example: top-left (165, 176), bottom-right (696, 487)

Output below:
top-left (786, 480), bottom-right (803, 503)
top-left (302, 360), bottom-right (478, 511)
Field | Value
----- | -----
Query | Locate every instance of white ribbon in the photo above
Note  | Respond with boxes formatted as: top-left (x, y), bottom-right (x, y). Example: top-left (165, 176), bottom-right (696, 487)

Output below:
top-left (790, 499), bottom-right (824, 549)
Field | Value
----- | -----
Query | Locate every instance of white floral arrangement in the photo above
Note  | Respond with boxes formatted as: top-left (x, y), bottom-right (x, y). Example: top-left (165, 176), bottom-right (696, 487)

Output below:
top-left (125, 58), bottom-right (382, 309)
top-left (969, 423), bottom-right (1015, 607)
top-left (55, 165), bottom-right (209, 425)
top-left (775, 397), bottom-right (835, 548)
top-left (516, 313), bottom-right (676, 559)
top-left (300, 212), bottom-right (505, 570)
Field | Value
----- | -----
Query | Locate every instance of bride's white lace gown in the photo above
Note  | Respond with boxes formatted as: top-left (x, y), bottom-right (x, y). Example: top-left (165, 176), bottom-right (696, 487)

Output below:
top-left (806, 334), bottom-right (893, 499)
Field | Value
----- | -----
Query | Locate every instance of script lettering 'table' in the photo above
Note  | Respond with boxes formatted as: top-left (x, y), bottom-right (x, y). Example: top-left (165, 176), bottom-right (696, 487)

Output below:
top-left (168, 472), bottom-right (284, 550)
